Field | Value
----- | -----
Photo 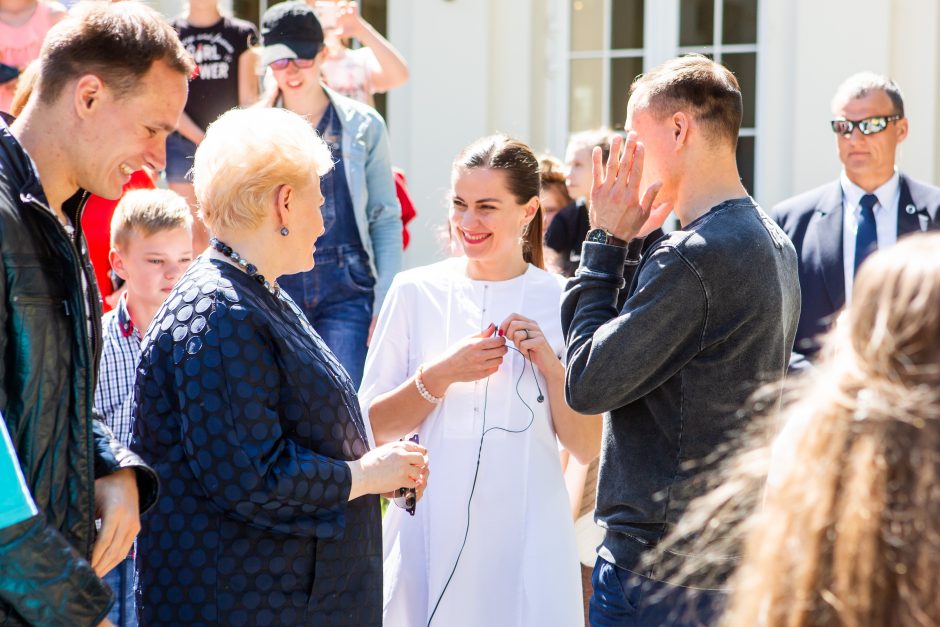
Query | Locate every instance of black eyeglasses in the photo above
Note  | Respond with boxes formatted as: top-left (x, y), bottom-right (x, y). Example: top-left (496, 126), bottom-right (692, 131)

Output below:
top-left (392, 433), bottom-right (419, 516)
top-left (830, 114), bottom-right (902, 136)
top-left (269, 58), bottom-right (316, 70)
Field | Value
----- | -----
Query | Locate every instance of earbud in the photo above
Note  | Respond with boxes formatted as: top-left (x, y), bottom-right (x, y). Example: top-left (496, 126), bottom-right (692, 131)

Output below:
top-left (504, 344), bottom-right (546, 403)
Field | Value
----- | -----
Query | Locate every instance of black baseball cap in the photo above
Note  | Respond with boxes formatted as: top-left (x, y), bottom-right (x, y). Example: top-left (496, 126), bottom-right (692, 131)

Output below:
top-left (260, 1), bottom-right (325, 67)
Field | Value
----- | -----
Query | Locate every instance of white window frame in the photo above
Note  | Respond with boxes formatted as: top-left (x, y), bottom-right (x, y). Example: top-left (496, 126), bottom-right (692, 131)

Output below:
top-left (566, 0), bottom-right (646, 130)
top-left (551, 0), bottom-right (763, 194)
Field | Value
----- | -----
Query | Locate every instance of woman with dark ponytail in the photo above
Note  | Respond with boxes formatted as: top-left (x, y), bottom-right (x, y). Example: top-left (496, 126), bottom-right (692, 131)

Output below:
top-left (360, 135), bottom-right (600, 626)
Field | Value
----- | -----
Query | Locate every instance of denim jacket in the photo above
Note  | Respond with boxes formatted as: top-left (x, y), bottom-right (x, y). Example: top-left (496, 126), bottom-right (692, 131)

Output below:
top-left (326, 87), bottom-right (402, 313)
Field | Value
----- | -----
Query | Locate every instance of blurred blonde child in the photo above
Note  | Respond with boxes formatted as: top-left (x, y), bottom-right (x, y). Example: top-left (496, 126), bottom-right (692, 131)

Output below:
top-left (93, 189), bottom-right (194, 627)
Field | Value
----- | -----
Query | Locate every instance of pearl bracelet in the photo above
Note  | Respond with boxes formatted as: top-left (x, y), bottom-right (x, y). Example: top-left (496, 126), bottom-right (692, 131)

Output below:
top-left (415, 365), bottom-right (444, 404)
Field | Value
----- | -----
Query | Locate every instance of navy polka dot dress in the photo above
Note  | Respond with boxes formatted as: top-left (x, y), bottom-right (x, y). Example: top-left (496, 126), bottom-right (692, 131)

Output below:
top-left (133, 257), bottom-right (381, 626)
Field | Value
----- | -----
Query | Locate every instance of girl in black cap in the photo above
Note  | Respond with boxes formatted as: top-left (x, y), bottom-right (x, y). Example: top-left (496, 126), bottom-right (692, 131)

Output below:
top-left (259, 1), bottom-right (402, 394)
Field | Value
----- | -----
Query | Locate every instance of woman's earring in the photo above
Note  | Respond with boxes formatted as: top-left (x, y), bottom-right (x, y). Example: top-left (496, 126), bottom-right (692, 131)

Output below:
top-left (280, 226), bottom-right (290, 237)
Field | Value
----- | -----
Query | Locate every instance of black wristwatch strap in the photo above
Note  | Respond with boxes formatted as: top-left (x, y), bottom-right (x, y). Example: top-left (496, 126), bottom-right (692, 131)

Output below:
top-left (608, 233), bottom-right (628, 247)
top-left (624, 236), bottom-right (646, 266)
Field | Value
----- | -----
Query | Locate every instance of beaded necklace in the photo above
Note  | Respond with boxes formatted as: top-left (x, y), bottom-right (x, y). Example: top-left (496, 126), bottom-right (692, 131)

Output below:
top-left (209, 237), bottom-right (281, 297)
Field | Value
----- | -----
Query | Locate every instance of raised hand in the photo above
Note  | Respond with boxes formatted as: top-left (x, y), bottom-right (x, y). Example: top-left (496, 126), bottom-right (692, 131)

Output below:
top-left (335, 1), bottom-right (365, 39)
top-left (589, 132), bottom-right (671, 241)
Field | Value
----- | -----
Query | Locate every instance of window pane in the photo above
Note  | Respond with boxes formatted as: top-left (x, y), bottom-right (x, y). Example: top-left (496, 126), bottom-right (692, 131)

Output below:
top-left (569, 58), bottom-right (604, 132)
top-left (610, 57), bottom-right (643, 129)
top-left (233, 0), bottom-right (260, 25)
top-left (571, 0), bottom-right (604, 52)
top-left (611, 0), bottom-right (644, 50)
top-left (736, 135), bottom-right (755, 195)
top-left (360, 0), bottom-right (388, 35)
top-left (722, 0), bottom-right (758, 44)
top-left (679, 0), bottom-right (713, 47)
top-left (722, 52), bottom-right (756, 128)
top-left (360, 0), bottom-right (389, 120)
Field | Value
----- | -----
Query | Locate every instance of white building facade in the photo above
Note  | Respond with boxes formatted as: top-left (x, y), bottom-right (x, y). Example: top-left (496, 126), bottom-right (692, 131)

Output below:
top-left (155, 0), bottom-right (940, 269)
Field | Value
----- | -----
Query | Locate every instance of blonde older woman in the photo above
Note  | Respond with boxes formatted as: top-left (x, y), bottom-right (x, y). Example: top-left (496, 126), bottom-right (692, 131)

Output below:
top-left (132, 107), bottom-right (427, 627)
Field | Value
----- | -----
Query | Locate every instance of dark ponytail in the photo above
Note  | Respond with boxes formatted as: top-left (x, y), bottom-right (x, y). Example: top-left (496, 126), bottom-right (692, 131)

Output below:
top-left (453, 135), bottom-right (544, 270)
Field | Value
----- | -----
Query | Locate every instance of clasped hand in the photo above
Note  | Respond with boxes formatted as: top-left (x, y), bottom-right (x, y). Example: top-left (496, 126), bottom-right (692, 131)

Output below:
top-left (360, 439), bottom-right (430, 502)
top-left (426, 315), bottom-right (561, 391)
top-left (589, 132), bottom-right (672, 241)
top-left (498, 314), bottom-right (563, 381)
top-left (426, 323), bottom-right (508, 389)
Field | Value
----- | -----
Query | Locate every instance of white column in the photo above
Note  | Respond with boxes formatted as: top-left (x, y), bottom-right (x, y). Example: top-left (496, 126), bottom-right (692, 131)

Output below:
top-left (487, 0), bottom-right (534, 142)
top-left (544, 0), bottom-right (570, 157)
top-left (889, 0), bottom-right (940, 184)
top-left (388, 0), bottom-right (493, 269)
top-left (792, 0), bottom-right (892, 196)
top-left (753, 0), bottom-right (796, 207)
top-left (153, 0), bottom-right (184, 19)
top-left (643, 0), bottom-right (678, 70)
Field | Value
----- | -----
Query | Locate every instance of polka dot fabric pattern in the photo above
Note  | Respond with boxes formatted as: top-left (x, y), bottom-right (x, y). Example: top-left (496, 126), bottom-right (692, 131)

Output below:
top-left (132, 257), bottom-right (381, 626)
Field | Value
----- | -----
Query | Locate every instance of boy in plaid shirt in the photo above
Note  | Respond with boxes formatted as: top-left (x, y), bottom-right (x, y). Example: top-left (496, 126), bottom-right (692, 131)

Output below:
top-left (94, 189), bottom-right (193, 626)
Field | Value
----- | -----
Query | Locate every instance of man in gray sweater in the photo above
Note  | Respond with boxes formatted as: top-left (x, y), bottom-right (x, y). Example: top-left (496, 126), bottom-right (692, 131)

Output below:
top-left (562, 55), bottom-right (800, 626)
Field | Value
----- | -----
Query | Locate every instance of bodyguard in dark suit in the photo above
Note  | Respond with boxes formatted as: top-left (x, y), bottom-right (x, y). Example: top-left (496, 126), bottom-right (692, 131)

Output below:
top-left (773, 73), bottom-right (940, 369)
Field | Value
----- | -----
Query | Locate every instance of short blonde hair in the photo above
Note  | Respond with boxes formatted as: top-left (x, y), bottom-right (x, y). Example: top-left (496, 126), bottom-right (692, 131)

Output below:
top-left (192, 107), bottom-right (333, 233)
top-left (567, 128), bottom-right (613, 162)
top-left (110, 188), bottom-right (193, 251)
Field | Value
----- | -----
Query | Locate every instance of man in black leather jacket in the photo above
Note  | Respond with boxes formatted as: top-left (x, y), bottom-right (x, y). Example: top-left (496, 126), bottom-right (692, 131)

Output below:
top-left (0, 4), bottom-right (193, 625)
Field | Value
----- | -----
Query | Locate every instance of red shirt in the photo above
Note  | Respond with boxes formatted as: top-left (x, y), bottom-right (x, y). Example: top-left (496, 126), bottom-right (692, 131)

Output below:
top-left (394, 169), bottom-right (416, 250)
top-left (80, 170), bottom-right (155, 312)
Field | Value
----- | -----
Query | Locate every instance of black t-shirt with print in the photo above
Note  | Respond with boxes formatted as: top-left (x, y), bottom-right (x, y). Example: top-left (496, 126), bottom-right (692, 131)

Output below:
top-left (171, 16), bottom-right (258, 131)
top-left (545, 198), bottom-right (590, 277)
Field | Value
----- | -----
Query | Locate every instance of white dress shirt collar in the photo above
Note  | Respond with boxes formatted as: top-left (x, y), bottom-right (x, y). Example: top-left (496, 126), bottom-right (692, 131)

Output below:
top-left (840, 169), bottom-right (900, 215)
top-left (840, 169), bottom-right (901, 302)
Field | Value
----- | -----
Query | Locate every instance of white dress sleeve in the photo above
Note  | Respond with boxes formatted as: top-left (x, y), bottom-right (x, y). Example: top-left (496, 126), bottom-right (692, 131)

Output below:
top-left (358, 274), bottom-right (411, 448)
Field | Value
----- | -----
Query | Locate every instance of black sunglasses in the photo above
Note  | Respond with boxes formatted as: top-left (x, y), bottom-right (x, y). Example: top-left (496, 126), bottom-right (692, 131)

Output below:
top-left (830, 114), bottom-right (902, 136)
top-left (392, 433), bottom-right (419, 516)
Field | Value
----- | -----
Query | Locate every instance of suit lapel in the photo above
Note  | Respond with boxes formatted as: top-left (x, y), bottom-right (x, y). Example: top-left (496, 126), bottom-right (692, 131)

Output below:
top-left (897, 174), bottom-right (930, 234)
top-left (809, 182), bottom-right (846, 312)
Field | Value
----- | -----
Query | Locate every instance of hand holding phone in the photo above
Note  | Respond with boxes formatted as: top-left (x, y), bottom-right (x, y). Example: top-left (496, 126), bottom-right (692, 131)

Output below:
top-left (392, 433), bottom-right (420, 516)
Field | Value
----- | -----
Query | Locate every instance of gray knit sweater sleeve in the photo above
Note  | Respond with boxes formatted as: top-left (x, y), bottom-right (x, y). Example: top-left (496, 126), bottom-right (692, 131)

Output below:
top-left (561, 240), bottom-right (706, 415)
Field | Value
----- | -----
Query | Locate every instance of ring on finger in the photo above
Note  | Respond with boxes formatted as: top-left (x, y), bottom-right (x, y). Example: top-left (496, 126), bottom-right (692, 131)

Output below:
top-left (522, 328), bottom-right (530, 340)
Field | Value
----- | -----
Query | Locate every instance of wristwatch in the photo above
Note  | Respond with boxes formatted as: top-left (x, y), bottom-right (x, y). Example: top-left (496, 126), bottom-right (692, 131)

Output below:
top-left (586, 228), bottom-right (627, 247)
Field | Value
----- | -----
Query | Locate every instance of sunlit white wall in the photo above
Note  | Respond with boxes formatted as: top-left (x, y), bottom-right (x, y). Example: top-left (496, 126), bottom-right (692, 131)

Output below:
top-left (153, 0), bottom-right (940, 268)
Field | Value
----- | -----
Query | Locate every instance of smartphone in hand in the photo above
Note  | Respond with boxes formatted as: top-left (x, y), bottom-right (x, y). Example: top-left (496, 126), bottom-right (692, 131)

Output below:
top-left (392, 433), bottom-right (419, 516)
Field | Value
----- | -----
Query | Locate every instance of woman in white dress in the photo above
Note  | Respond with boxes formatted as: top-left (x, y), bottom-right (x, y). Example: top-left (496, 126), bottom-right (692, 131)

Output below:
top-left (360, 135), bottom-right (602, 626)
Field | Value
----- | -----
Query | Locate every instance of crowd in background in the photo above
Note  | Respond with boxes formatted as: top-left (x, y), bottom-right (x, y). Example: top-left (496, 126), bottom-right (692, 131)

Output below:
top-left (1, 1), bottom-right (940, 627)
